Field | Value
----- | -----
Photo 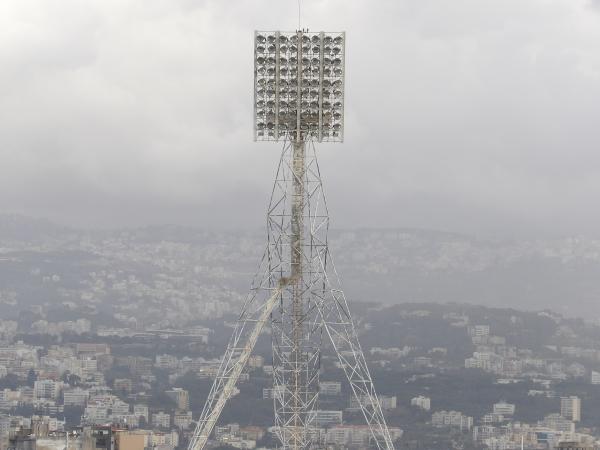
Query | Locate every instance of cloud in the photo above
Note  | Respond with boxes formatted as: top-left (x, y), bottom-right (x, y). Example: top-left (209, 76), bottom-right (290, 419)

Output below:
top-left (1, 0), bottom-right (600, 236)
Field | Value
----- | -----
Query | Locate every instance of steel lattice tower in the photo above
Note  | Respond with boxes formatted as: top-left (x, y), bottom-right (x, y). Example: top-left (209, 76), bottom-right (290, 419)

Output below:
top-left (188, 30), bottom-right (396, 450)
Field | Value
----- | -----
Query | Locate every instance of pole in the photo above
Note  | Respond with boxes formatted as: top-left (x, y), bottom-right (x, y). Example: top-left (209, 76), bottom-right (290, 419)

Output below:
top-left (290, 29), bottom-right (305, 450)
top-left (291, 139), bottom-right (305, 449)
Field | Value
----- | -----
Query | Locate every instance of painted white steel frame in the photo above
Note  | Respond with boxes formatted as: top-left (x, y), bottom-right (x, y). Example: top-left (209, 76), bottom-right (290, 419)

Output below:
top-left (189, 30), bottom-right (394, 450)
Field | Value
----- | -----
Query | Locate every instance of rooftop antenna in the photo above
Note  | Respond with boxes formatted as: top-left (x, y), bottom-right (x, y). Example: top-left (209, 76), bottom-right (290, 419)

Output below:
top-left (187, 27), bottom-right (396, 450)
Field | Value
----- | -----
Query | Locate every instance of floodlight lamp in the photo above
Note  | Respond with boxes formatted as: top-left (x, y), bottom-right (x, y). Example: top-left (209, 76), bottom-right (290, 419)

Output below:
top-left (254, 30), bottom-right (345, 143)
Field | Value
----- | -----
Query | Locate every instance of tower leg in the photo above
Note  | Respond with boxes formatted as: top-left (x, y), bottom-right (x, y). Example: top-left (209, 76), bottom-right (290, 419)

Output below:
top-left (317, 288), bottom-right (396, 449)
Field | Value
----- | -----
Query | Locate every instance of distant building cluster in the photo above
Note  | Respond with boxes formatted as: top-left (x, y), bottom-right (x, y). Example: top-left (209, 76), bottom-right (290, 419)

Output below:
top-left (2, 225), bottom-right (600, 450)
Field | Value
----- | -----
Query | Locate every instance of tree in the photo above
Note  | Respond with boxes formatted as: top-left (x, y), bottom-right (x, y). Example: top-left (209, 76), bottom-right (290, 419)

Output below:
top-left (61, 371), bottom-right (81, 387)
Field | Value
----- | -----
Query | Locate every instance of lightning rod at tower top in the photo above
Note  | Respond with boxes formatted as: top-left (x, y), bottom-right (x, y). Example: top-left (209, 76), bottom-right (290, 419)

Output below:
top-left (187, 28), bottom-right (398, 450)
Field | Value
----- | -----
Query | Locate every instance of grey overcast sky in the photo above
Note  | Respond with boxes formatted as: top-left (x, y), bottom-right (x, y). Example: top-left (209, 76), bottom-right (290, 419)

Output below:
top-left (2, 0), bottom-right (600, 237)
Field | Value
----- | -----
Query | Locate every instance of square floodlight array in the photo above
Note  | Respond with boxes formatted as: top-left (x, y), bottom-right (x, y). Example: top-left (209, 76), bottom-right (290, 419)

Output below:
top-left (254, 31), bottom-right (345, 143)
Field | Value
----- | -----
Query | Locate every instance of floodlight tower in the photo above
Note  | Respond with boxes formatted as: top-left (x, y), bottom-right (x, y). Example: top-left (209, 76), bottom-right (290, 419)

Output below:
top-left (187, 31), bottom-right (396, 450)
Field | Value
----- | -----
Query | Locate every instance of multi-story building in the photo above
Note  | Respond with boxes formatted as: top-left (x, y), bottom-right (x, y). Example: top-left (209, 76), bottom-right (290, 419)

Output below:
top-left (556, 441), bottom-right (596, 450)
top-left (308, 410), bottom-right (342, 426)
top-left (111, 399), bottom-right (130, 417)
top-left (379, 396), bottom-right (397, 410)
top-left (152, 411), bottom-right (171, 429)
top-left (325, 425), bottom-right (403, 447)
top-left (33, 380), bottom-right (62, 400)
top-left (173, 411), bottom-right (193, 430)
top-left (114, 414), bottom-right (139, 429)
top-left (113, 430), bottom-right (147, 450)
top-left (465, 351), bottom-right (504, 374)
top-left (560, 396), bottom-right (581, 422)
top-left (540, 413), bottom-right (575, 433)
top-left (492, 401), bottom-right (515, 416)
top-left (240, 426), bottom-right (265, 441)
top-left (468, 325), bottom-right (490, 337)
top-left (431, 410), bottom-right (473, 431)
top-left (82, 425), bottom-right (113, 450)
top-left (63, 388), bottom-right (89, 406)
top-left (76, 343), bottom-right (110, 356)
top-left (150, 430), bottom-right (179, 448)
top-left (481, 413), bottom-right (505, 424)
top-left (472, 425), bottom-right (503, 442)
top-left (155, 354), bottom-right (178, 370)
top-left (165, 388), bottom-right (189, 411)
top-left (133, 404), bottom-right (149, 423)
top-left (83, 403), bottom-right (109, 425)
top-left (411, 396), bottom-right (431, 411)
top-left (348, 395), bottom-right (396, 411)
top-left (8, 430), bottom-right (37, 450)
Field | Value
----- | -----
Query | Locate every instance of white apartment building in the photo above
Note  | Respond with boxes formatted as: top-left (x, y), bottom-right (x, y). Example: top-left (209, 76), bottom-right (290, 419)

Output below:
top-left (468, 325), bottom-right (490, 338)
top-left (540, 413), bottom-right (575, 432)
top-left (155, 354), bottom-right (179, 369)
top-left (33, 380), bottom-right (62, 400)
top-left (112, 399), bottom-right (130, 416)
top-left (150, 430), bottom-right (179, 448)
top-left (560, 396), bottom-right (581, 422)
top-left (174, 411), bottom-right (193, 429)
top-left (152, 411), bottom-right (171, 429)
top-left (83, 404), bottom-right (109, 424)
top-left (325, 425), bottom-right (403, 447)
top-left (309, 410), bottom-right (343, 426)
top-left (493, 401), bottom-right (515, 416)
top-left (134, 404), bottom-right (149, 422)
top-left (432, 410), bottom-right (473, 431)
top-left (348, 395), bottom-right (397, 411)
top-left (411, 396), bottom-right (431, 411)
top-left (63, 388), bottom-right (89, 406)
top-left (165, 388), bottom-right (189, 410)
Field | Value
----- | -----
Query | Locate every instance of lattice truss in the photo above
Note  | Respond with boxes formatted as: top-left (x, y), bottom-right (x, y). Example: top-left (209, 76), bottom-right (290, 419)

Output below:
top-left (188, 140), bottom-right (395, 450)
top-left (188, 29), bottom-right (395, 450)
top-left (264, 141), bottom-right (395, 449)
